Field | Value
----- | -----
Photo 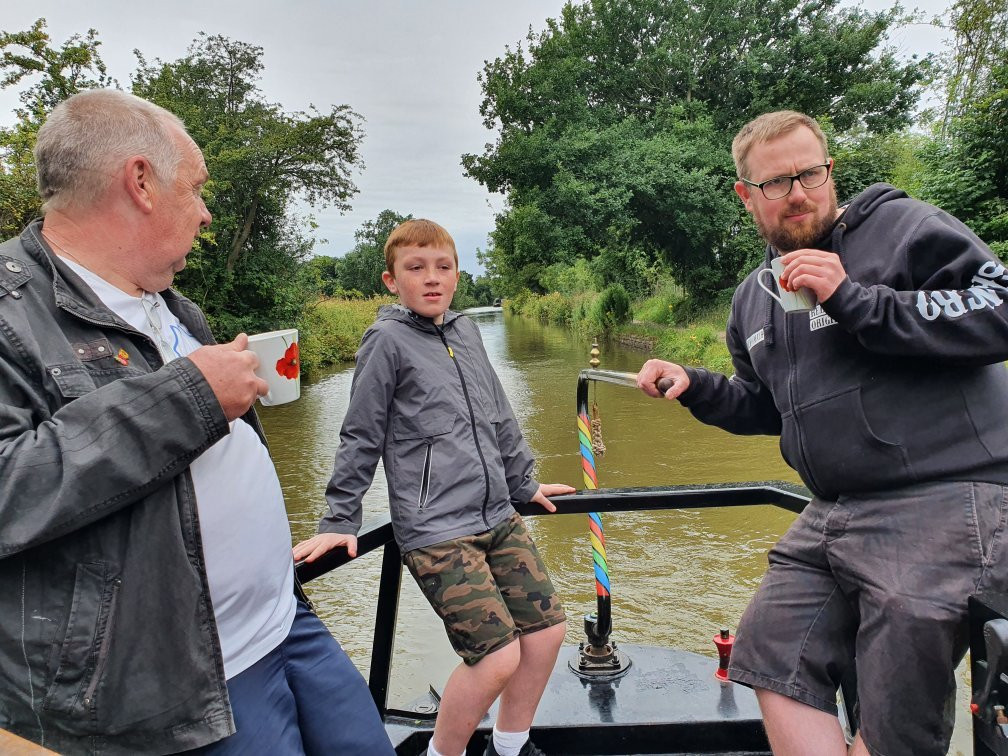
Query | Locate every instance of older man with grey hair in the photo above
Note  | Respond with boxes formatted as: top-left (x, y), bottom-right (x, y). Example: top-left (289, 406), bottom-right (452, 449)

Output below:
top-left (0, 90), bottom-right (392, 755)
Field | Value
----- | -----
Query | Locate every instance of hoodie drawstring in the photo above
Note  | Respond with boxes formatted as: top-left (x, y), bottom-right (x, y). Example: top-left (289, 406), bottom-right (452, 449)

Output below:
top-left (762, 245), bottom-right (776, 348)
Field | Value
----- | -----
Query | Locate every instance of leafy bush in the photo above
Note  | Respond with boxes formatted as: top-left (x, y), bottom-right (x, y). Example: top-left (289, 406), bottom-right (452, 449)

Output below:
top-left (592, 284), bottom-right (632, 330)
top-left (297, 295), bottom-right (394, 374)
top-left (505, 285), bottom-right (635, 338)
top-left (537, 291), bottom-right (573, 324)
top-left (506, 288), bottom-right (535, 315)
top-left (538, 258), bottom-right (600, 294)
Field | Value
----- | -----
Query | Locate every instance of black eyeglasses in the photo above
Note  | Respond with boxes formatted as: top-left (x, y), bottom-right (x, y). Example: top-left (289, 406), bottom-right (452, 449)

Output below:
top-left (742, 161), bottom-right (832, 200)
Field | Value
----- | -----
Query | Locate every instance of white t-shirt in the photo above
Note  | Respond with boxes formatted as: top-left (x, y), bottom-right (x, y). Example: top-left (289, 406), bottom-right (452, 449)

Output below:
top-left (62, 259), bottom-right (296, 678)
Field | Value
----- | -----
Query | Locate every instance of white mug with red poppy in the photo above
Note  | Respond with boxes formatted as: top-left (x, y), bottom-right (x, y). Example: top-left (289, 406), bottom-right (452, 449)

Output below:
top-left (757, 255), bottom-right (816, 313)
top-left (246, 329), bottom-right (300, 406)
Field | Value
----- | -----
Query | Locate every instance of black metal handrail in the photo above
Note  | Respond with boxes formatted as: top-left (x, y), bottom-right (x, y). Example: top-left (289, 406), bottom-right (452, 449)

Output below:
top-left (294, 481), bottom-right (811, 717)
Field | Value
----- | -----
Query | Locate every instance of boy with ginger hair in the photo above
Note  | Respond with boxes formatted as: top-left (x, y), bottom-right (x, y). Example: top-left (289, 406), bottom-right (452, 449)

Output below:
top-left (294, 219), bottom-right (572, 756)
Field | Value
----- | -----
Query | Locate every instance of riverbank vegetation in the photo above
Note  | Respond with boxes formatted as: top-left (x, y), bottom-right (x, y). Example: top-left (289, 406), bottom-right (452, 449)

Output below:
top-left (469, 0), bottom-right (1007, 372)
top-left (0, 23), bottom-right (497, 346)
top-left (1, 0), bottom-right (1005, 376)
top-left (505, 277), bottom-right (733, 372)
top-left (297, 295), bottom-right (395, 375)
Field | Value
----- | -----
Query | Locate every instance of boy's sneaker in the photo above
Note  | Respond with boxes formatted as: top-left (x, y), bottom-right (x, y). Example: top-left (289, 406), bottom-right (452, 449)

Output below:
top-left (483, 737), bottom-right (545, 756)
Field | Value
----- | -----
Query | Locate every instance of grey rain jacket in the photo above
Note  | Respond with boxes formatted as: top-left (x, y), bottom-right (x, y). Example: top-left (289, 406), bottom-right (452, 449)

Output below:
top-left (0, 222), bottom-right (253, 754)
top-left (320, 305), bottom-right (540, 553)
top-left (679, 184), bottom-right (1008, 500)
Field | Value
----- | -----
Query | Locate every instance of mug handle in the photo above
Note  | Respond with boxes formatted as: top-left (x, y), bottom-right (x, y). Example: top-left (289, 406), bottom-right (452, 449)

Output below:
top-left (757, 268), bottom-right (784, 305)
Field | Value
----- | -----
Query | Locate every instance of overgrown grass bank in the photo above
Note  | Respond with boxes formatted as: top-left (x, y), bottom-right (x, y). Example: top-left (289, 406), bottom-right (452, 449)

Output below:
top-left (652, 318), bottom-right (732, 373)
top-left (299, 284), bottom-right (735, 380)
top-left (508, 281), bottom-right (734, 373)
top-left (297, 295), bottom-right (395, 375)
top-left (508, 284), bottom-right (632, 338)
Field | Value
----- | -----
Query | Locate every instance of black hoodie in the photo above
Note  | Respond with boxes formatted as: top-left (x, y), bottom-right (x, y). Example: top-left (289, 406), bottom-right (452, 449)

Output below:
top-left (679, 183), bottom-right (1008, 500)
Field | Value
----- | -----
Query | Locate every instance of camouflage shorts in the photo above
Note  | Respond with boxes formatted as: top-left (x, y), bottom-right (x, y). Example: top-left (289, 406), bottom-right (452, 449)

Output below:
top-left (403, 512), bottom-right (566, 665)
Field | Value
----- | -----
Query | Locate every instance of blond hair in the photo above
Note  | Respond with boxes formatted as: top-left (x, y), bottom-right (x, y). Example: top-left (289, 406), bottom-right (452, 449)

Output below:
top-left (731, 111), bottom-right (829, 179)
top-left (384, 218), bottom-right (458, 273)
top-left (34, 89), bottom-right (186, 212)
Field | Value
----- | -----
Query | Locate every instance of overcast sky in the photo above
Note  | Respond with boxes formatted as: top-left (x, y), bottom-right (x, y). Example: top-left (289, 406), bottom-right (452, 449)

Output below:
top-left (1, 1), bottom-right (950, 274)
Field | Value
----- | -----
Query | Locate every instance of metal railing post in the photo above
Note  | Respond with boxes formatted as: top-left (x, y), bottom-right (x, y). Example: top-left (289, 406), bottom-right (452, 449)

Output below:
top-left (368, 541), bottom-right (403, 716)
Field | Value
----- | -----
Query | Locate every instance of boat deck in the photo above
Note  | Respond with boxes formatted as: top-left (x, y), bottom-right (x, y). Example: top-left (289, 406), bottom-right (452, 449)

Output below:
top-left (386, 643), bottom-right (771, 755)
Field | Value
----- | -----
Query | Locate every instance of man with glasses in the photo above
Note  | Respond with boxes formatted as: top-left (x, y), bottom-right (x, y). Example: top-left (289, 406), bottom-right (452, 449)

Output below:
top-left (0, 90), bottom-right (392, 755)
top-left (638, 110), bottom-right (1008, 755)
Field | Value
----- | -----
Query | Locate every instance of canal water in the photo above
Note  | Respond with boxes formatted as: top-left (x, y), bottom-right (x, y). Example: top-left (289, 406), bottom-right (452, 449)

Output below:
top-left (259, 309), bottom-right (971, 754)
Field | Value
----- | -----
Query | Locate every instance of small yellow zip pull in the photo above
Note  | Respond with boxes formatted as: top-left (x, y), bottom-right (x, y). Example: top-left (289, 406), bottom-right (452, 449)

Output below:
top-left (446, 345), bottom-right (454, 358)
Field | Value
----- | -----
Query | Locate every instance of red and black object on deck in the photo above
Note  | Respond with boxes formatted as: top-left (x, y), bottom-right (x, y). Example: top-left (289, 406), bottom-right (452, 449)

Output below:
top-left (714, 627), bottom-right (735, 681)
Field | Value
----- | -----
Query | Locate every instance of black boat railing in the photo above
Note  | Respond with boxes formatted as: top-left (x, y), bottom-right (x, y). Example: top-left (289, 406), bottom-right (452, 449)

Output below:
top-left (294, 480), bottom-right (812, 718)
top-left (293, 364), bottom-right (1008, 754)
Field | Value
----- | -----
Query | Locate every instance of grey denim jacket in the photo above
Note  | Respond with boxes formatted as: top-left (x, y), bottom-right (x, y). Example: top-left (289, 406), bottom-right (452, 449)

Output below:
top-left (0, 222), bottom-right (247, 754)
top-left (321, 305), bottom-right (540, 553)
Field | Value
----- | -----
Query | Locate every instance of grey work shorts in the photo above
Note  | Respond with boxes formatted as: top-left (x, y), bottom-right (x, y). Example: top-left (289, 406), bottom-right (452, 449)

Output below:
top-left (728, 481), bottom-right (1008, 756)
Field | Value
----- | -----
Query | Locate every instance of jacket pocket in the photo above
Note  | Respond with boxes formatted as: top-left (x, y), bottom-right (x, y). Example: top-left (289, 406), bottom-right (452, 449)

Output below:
top-left (968, 482), bottom-right (1008, 569)
top-left (417, 441), bottom-right (433, 510)
top-left (43, 561), bottom-right (121, 717)
top-left (962, 372), bottom-right (1008, 462)
top-left (392, 409), bottom-right (457, 441)
top-left (792, 387), bottom-right (913, 497)
top-left (47, 359), bottom-right (145, 400)
top-left (46, 363), bottom-right (96, 399)
top-left (392, 410), bottom-right (457, 511)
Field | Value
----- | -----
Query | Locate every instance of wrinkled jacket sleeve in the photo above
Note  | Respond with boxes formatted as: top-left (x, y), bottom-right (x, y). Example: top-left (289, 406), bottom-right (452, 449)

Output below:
top-left (823, 212), bottom-right (1008, 365)
top-left (319, 326), bottom-right (397, 536)
top-left (0, 347), bottom-right (229, 558)
top-left (677, 304), bottom-right (782, 436)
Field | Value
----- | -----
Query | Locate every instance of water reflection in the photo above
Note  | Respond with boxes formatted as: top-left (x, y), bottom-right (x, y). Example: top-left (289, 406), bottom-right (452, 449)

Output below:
top-left (584, 678), bottom-right (618, 723)
top-left (259, 311), bottom-right (970, 754)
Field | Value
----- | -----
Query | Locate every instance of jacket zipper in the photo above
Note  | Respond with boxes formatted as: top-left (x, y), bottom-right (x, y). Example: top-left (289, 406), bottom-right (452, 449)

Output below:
top-left (435, 325), bottom-right (491, 528)
top-left (82, 577), bottom-right (122, 709)
top-left (417, 440), bottom-right (433, 510)
top-left (783, 308), bottom-right (821, 493)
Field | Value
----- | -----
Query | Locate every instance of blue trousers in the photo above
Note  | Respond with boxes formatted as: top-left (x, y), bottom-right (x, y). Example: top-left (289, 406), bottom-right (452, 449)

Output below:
top-left (189, 601), bottom-right (394, 755)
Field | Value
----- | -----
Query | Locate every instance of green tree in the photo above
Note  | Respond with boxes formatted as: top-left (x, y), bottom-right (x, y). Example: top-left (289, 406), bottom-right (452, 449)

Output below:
top-left (920, 63), bottom-right (1008, 260)
top-left (299, 254), bottom-right (343, 297)
top-left (0, 117), bottom-right (41, 239)
top-left (470, 274), bottom-right (495, 306)
top-left (464, 0), bottom-right (930, 301)
top-left (453, 269), bottom-right (502, 309)
top-left (132, 33), bottom-right (364, 335)
top-left (828, 126), bottom-right (912, 201)
top-left (334, 209), bottom-right (412, 295)
top-left (539, 257), bottom-right (599, 294)
top-left (918, 0), bottom-right (1007, 261)
top-left (938, 0), bottom-right (1007, 134)
top-left (0, 18), bottom-right (114, 238)
top-left (1, 18), bottom-right (114, 112)
top-left (453, 270), bottom-right (478, 310)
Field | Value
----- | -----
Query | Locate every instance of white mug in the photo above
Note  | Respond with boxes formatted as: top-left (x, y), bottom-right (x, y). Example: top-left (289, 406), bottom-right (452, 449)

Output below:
top-left (757, 256), bottom-right (816, 313)
top-left (246, 328), bottom-right (300, 406)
